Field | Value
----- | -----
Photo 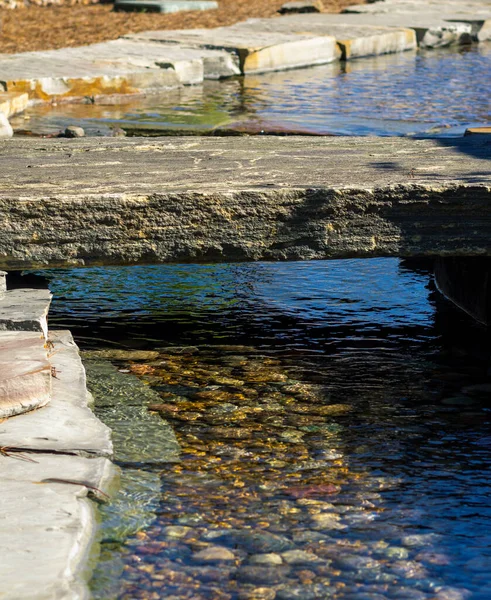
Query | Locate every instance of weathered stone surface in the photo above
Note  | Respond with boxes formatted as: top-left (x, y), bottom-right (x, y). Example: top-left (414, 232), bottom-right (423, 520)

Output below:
top-left (0, 271), bottom-right (6, 292)
top-left (122, 33), bottom-right (241, 78)
top-left (0, 91), bottom-right (29, 118)
top-left (123, 27), bottom-right (340, 73)
top-left (235, 16), bottom-right (417, 58)
top-left (114, 0), bottom-right (218, 12)
top-left (0, 112), bottom-right (13, 138)
top-left (342, 0), bottom-right (491, 44)
top-left (0, 40), bottom-right (210, 101)
top-left (0, 136), bottom-right (490, 268)
top-left (0, 331), bottom-right (51, 419)
top-left (274, 11), bottom-right (475, 48)
top-left (0, 288), bottom-right (52, 338)
top-left (279, 0), bottom-right (324, 14)
top-left (0, 330), bottom-right (113, 457)
top-left (0, 454), bottom-right (116, 600)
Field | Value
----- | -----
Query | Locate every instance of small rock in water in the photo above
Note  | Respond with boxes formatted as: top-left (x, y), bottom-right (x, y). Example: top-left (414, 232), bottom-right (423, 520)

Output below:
top-left (64, 125), bottom-right (85, 138)
top-left (310, 513), bottom-right (346, 531)
top-left (238, 588), bottom-right (277, 600)
top-left (214, 530), bottom-right (295, 553)
top-left (401, 533), bottom-right (441, 547)
top-left (192, 546), bottom-right (236, 563)
top-left (161, 525), bottom-right (192, 538)
top-left (276, 584), bottom-right (335, 600)
top-left (236, 566), bottom-right (292, 584)
top-left (249, 553), bottom-right (283, 566)
top-left (280, 550), bottom-right (321, 565)
top-left (0, 113), bottom-right (13, 138)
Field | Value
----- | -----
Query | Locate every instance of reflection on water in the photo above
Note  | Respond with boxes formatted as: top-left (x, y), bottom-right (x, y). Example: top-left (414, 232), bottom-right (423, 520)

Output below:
top-left (14, 45), bottom-right (491, 138)
top-left (35, 259), bottom-right (491, 599)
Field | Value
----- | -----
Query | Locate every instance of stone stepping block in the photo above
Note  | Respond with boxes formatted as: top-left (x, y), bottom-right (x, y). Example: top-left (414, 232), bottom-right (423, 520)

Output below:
top-left (234, 16), bottom-right (416, 59)
top-left (279, 0), bottom-right (324, 14)
top-left (123, 28), bottom-right (340, 74)
top-left (0, 330), bottom-right (113, 457)
top-left (0, 288), bottom-right (52, 339)
top-left (0, 271), bottom-right (5, 293)
top-left (0, 92), bottom-right (29, 118)
top-left (342, 0), bottom-right (491, 43)
top-left (0, 41), bottom-right (212, 100)
top-left (114, 0), bottom-right (218, 13)
top-left (264, 11), bottom-right (476, 48)
top-left (89, 38), bottom-right (239, 79)
top-left (0, 454), bottom-right (115, 600)
top-left (0, 331), bottom-right (51, 419)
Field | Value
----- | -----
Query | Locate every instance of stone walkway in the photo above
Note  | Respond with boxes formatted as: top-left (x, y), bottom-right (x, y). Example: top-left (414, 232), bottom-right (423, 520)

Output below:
top-left (0, 0), bottom-right (489, 108)
top-left (0, 281), bottom-right (115, 599)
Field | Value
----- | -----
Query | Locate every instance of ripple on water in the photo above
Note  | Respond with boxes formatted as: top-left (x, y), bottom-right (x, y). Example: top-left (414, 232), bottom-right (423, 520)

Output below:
top-left (33, 258), bottom-right (491, 599)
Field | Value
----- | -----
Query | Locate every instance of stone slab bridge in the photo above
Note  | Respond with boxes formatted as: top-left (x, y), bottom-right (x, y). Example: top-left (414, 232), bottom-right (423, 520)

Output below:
top-left (0, 135), bottom-right (489, 270)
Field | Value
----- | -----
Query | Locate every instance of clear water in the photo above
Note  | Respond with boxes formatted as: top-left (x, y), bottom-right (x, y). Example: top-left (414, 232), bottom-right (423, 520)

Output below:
top-left (14, 44), bottom-right (491, 138)
top-left (32, 259), bottom-right (491, 600)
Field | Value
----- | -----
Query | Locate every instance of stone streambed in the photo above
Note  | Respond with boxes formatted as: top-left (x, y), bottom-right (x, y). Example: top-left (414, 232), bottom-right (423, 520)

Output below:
top-left (85, 344), bottom-right (490, 600)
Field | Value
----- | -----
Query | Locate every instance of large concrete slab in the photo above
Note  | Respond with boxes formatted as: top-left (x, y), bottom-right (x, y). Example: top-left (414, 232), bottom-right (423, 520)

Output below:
top-left (0, 40), bottom-right (212, 101)
top-left (0, 330), bottom-right (113, 457)
top-left (230, 16), bottom-right (417, 58)
top-left (114, 0), bottom-right (218, 12)
top-left (0, 454), bottom-right (115, 600)
top-left (0, 137), bottom-right (490, 265)
top-left (124, 28), bottom-right (340, 73)
top-left (0, 331), bottom-right (51, 419)
top-left (95, 37), bottom-right (240, 79)
top-left (0, 288), bottom-right (52, 338)
top-left (239, 12), bottom-right (476, 48)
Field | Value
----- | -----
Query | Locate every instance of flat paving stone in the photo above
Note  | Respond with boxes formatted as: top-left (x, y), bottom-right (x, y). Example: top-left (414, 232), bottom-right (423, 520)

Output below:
top-left (0, 40), bottom-right (210, 100)
top-left (342, 0), bottom-right (491, 44)
top-left (0, 454), bottom-right (116, 600)
top-left (0, 288), bottom-right (52, 339)
top-left (119, 35), bottom-right (241, 78)
top-left (233, 16), bottom-right (416, 58)
top-left (124, 27), bottom-right (340, 73)
top-left (114, 0), bottom-right (218, 12)
top-left (0, 137), bottom-right (490, 266)
top-left (0, 330), bottom-right (113, 457)
top-left (0, 331), bottom-right (51, 419)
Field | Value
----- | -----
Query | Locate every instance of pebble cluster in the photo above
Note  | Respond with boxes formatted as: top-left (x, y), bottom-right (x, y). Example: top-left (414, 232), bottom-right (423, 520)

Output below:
top-left (92, 345), bottom-right (480, 600)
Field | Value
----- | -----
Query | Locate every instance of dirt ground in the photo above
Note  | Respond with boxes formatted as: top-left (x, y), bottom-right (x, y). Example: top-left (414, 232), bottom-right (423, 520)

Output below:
top-left (0, 0), bottom-right (364, 54)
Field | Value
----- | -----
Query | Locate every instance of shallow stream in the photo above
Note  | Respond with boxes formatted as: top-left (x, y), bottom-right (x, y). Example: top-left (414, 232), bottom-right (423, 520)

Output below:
top-left (13, 44), bottom-right (491, 138)
top-left (33, 259), bottom-right (491, 600)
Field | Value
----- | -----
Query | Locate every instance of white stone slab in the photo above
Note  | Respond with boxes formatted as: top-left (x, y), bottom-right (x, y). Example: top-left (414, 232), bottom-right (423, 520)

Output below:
top-left (0, 288), bottom-right (52, 339)
top-left (234, 16), bottom-right (416, 58)
top-left (0, 330), bottom-right (113, 457)
top-left (252, 11), bottom-right (474, 48)
top-left (0, 331), bottom-right (51, 419)
top-left (0, 454), bottom-right (116, 600)
top-left (122, 33), bottom-right (241, 78)
top-left (342, 0), bottom-right (491, 43)
top-left (124, 27), bottom-right (340, 73)
top-left (0, 41), bottom-right (207, 100)
top-left (0, 271), bottom-right (6, 293)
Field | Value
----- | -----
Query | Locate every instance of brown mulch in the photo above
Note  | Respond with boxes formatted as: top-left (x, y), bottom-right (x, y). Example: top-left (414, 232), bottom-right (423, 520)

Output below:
top-left (0, 0), bottom-right (364, 54)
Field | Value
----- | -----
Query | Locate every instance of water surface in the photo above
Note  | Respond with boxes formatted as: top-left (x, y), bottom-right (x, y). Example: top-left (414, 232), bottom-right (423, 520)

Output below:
top-left (32, 259), bottom-right (491, 599)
